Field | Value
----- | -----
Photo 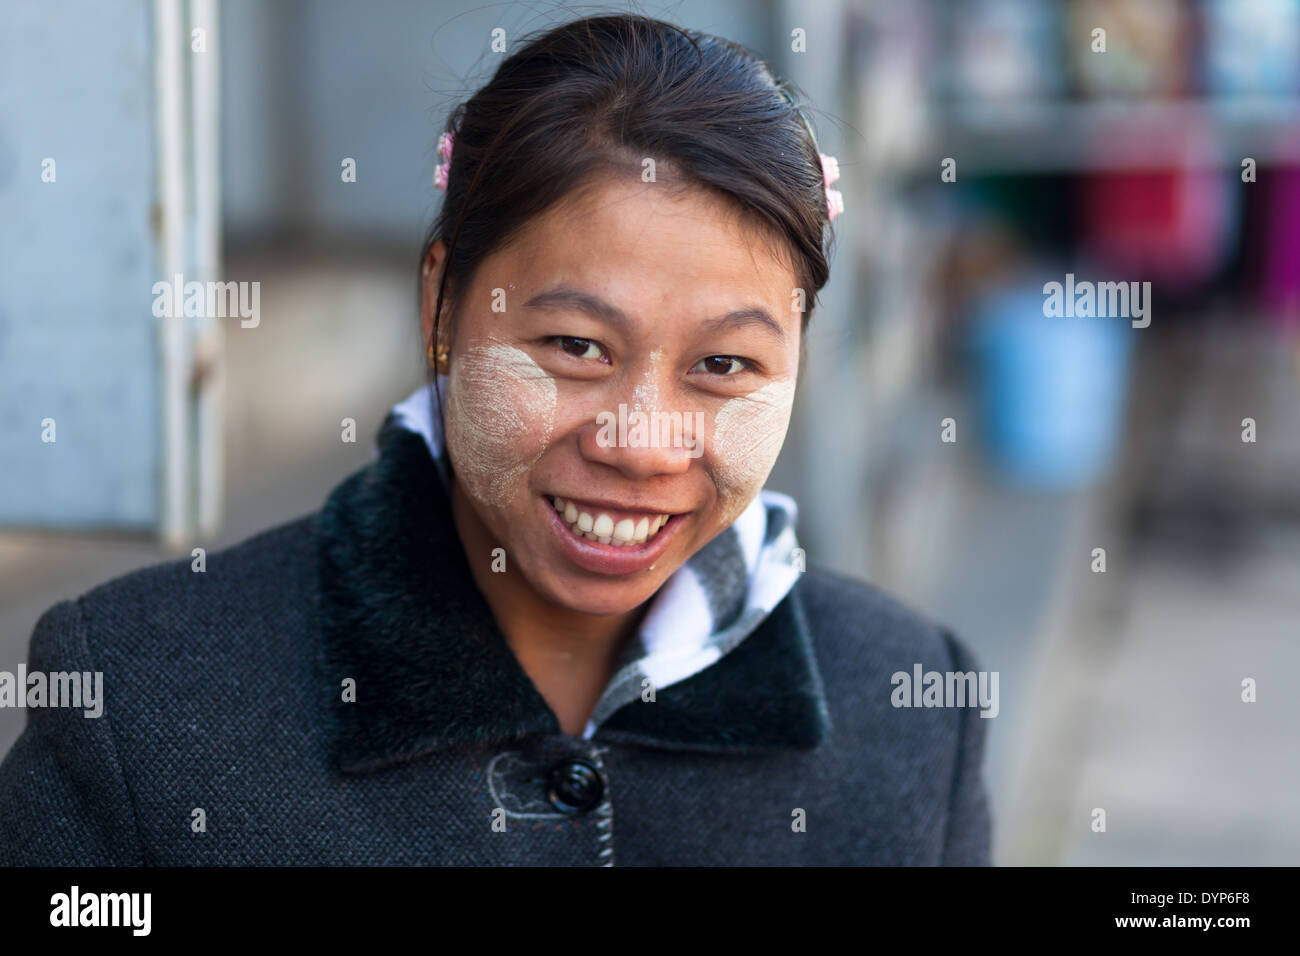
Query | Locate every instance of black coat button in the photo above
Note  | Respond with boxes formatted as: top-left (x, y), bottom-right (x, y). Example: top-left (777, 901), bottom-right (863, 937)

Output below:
top-left (547, 759), bottom-right (604, 814)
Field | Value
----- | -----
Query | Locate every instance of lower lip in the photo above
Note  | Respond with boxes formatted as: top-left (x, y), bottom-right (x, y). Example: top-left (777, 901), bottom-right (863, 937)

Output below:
top-left (543, 499), bottom-right (683, 576)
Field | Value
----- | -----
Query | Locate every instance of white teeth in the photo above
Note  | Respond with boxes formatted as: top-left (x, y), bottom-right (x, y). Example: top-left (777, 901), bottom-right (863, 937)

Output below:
top-left (612, 518), bottom-right (635, 546)
top-left (552, 498), bottom-right (673, 548)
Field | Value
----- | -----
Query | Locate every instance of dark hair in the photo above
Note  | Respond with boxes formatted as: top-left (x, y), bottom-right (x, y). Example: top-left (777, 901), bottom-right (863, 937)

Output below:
top-left (421, 13), bottom-right (836, 394)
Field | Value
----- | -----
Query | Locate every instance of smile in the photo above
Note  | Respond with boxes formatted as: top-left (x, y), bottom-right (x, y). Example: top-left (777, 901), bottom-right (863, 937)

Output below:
top-left (542, 494), bottom-right (685, 576)
top-left (550, 497), bottom-right (672, 547)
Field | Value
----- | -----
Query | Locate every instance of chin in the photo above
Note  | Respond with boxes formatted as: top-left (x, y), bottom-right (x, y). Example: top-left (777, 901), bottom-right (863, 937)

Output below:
top-left (531, 564), bottom-right (670, 618)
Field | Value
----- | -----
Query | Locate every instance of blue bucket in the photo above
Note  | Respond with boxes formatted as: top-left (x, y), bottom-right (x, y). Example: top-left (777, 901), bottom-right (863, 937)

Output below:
top-left (969, 282), bottom-right (1137, 488)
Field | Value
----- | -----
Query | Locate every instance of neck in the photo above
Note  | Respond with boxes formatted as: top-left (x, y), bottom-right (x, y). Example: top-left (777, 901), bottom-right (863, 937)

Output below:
top-left (449, 477), bottom-right (643, 735)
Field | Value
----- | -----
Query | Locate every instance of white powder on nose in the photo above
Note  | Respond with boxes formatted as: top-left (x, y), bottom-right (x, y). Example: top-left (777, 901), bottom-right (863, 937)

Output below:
top-left (711, 378), bottom-right (796, 502)
top-left (445, 342), bottom-right (557, 509)
top-left (632, 348), bottom-right (664, 412)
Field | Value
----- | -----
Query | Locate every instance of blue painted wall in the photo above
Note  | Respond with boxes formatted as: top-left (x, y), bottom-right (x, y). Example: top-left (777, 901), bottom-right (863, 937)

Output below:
top-left (0, 0), bottom-right (160, 529)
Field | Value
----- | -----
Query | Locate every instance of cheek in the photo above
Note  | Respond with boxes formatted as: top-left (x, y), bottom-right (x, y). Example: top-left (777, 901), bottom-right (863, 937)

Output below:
top-left (445, 343), bottom-right (557, 511)
top-left (709, 378), bottom-right (796, 511)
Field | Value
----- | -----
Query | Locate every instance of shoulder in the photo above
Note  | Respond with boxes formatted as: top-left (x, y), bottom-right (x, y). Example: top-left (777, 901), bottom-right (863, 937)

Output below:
top-left (794, 560), bottom-right (981, 673)
top-left (1, 512), bottom-right (326, 864)
top-left (81, 511), bottom-right (317, 636)
top-left (791, 562), bottom-right (994, 864)
top-left (80, 510), bottom-right (319, 616)
top-left (33, 507), bottom-right (325, 748)
top-left (28, 510), bottom-right (322, 692)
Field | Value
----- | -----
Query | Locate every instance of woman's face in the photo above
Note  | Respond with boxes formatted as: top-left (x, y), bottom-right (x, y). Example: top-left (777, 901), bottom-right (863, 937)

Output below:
top-left (423, 173), bottom-right (803, 617)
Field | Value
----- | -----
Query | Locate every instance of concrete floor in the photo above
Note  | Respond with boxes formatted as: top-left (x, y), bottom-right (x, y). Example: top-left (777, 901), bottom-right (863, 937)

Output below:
top-left (914, 465), bottom-right (1300, 866)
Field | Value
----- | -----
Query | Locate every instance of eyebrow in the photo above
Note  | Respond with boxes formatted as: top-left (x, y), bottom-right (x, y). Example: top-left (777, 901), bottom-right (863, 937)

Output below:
top-left (522, 285), bottom-right (786, 344)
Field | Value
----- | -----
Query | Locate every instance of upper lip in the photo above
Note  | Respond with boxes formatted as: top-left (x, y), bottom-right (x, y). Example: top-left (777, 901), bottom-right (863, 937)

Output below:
top-left (549, 494), bottom-right (683, 515)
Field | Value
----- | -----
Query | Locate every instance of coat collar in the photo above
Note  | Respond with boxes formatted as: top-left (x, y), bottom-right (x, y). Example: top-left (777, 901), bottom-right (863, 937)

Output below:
top-left (317, 415), bottom-right (831, 773)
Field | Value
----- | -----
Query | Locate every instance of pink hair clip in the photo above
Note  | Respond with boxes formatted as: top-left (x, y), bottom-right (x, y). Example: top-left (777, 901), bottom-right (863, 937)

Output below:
top-left (820, 152), bottom-right (843, 222)
top-left (434, 131), bottom-right (454, 193)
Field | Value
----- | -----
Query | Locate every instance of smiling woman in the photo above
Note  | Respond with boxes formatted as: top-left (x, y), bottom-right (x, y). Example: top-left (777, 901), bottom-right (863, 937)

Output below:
top-left (0, 13), bottom-right (992, 867)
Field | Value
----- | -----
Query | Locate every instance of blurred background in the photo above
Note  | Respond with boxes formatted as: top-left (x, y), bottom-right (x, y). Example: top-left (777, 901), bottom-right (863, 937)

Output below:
top-left (2, 0), bottom-right (1299, 864)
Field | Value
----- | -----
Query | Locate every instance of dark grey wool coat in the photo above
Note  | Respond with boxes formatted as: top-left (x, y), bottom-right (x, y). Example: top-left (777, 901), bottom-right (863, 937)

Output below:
top-left (0, 417), bottom-right (993, 865)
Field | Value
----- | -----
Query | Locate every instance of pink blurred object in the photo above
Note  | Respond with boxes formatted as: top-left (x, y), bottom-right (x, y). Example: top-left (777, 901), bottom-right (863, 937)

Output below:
top-left (1077, 124), bottom-right (1234, 286)
top-left (1261, 164), bottom-right (1300, 331)
top-left (434, 131), bottom-right (454, 193)
top-left (820, 153), bottom-right (843, 222)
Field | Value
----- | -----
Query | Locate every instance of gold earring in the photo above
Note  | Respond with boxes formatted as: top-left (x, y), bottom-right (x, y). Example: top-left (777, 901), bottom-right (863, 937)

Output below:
top-left (428, 342), bottom-right (450, 372)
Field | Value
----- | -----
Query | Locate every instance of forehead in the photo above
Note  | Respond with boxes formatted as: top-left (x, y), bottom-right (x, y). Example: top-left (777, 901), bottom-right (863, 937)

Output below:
top-left (484, 172), bottom-right (801, 323)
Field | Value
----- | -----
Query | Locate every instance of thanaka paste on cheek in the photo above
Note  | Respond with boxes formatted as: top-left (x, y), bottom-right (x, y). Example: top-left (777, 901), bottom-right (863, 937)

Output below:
top-left (710, 378), bottom-right (796, 519)
top-left (445, 342), bottom-right (557, 510)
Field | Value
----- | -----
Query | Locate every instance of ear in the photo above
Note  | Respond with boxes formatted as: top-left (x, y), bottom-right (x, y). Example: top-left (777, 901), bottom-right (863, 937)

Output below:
top-left (420, 239), bottom-right (451, 348)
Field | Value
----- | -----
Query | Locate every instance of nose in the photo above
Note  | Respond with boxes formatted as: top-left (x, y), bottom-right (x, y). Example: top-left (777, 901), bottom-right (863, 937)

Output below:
top-left (577, 400), bottom-right (700, 480)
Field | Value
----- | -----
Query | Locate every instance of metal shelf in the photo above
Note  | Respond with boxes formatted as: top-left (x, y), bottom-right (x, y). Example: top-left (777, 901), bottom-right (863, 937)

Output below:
top-left (932, 97), bottom-right (1300, 173)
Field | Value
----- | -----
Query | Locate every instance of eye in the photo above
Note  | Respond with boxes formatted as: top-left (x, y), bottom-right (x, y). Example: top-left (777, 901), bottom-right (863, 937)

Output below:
top-left (691, 355), bottom-right (750, 376)
top-left (553, 336), bottom-right (607, 362)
